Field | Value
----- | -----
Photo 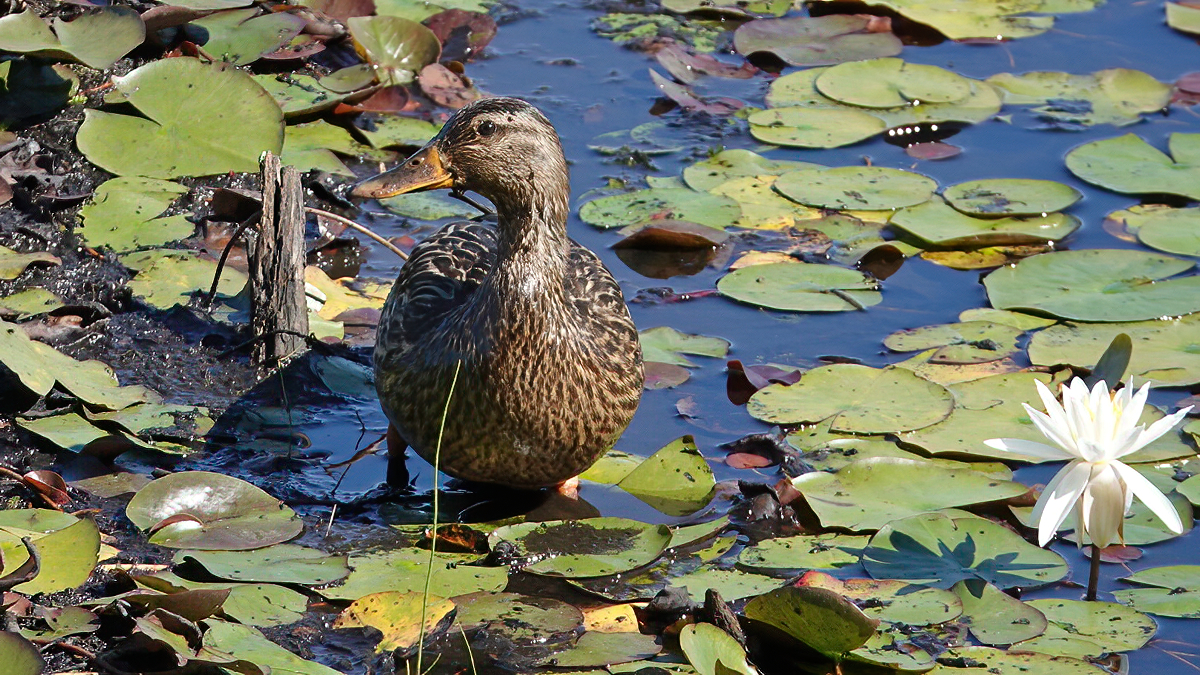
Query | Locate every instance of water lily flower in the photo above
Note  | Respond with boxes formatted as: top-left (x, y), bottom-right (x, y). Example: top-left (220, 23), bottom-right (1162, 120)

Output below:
top-left (985, 377), bottom-right (1192, 549)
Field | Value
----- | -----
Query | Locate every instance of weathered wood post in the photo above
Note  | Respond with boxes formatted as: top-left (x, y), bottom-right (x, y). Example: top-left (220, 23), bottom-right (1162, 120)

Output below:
top-left (249, 152), bottom-right (308, 366)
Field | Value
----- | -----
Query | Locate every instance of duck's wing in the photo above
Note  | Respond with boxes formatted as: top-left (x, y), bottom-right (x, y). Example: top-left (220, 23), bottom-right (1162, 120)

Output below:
top-left (378, 221), bottom-right (498, 349)
top-left (565, 241), bottom-right (641, 352)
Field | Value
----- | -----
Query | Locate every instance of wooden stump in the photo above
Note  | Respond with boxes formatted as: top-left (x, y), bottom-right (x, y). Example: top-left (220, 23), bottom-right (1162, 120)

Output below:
top-left (249, 153), bottom-right (308, 366)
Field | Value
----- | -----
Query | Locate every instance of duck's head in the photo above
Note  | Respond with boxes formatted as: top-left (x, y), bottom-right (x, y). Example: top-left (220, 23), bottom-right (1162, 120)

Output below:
top-left (351, 97), bottom-right (569, 212)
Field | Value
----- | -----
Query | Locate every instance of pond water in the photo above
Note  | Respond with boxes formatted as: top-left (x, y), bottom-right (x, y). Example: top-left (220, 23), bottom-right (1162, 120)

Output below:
top-left (156, 0), bottom-right (1200, 671)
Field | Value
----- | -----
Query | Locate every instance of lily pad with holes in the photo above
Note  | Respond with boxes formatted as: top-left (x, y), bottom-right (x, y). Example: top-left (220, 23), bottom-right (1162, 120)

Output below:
top-left (1014, 600), bottom-right (1156, 658)
top-left (0, 8), bottom-right (145, 70)
top-left (1065, 133), bottom-right (1200, 200)
top-left (815, 58), bottom-right (973, 108)
top-left (490, 517), bottom-right (672, 578)
top-left (126, 471), bottom-right (303, 550)
top-left (988, 69), bottom-right (1172, 127)
top-left (732, 15), bottom-right (901, 66)
top-left (1028, 315), bottom-right (1200, 387)
top-left (744, 586), bottom-right (878, 658)
top-left (322, 549), bottom-right (506, 601)
top-left (884, 321), bottom-right (1023, 364)
top-left (76, 57), bottom-right (283, 179)
top-left (189, 9), bottom-right (306, 66)
top-left (984, 249), bottom-right (1200, 322)
top-left (346, 16), bottom-right (441, 87)
top-left (617, 436), bottom-right (714, 516)
top-left (737, 533), bottom-right (870, 575)
top-left (862, 512), bottom-right (1069, 589)
top-left (639, 327), bottom-right (729, 366)
top-left (792, 457), bottom-right (1027, 531)
top-left (748, 364), bottom-right (953, 432)
top-left (453, 592), bottom-right (583, 638)
top-left (1114, 566), bottom-right (1200, 618)
top-left (333, 591), bottom-right (455, 653)
top-left (952, 579), bottom-right (1048, 646)
top-left (682, 149), bottom-right (823, 192)
top-left (943, 179), bottom-right (1082, 216)
top-left (175, 545), bottom-right (349, 585)
top-left (580, 188), bottom-right (740, 230)
top-left (774, 166), bottom-right (936, 211)
top-left (797, 571), bottom-right (963, 625)
top-left (718, 262), bottom-right (881, 313)
top-left (78, 177), bottom-right (192, 252)
top-left (892, 197), bottom-right (1080, 248)
top-left (747, 107), bottom-right (887, 149)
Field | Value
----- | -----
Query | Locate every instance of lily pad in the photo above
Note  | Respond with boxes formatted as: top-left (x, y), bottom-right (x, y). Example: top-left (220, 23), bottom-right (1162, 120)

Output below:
top-left (1014, 599), bottom-right (1155, 658)
top-left (580, 188), bottom-right (741, 230)
top-left (202, 620), bottom-right (341, 675)
top-left (892, 197), bottom-right (1080, 247)
top-left (791, 457), bottom-right (1027, 531)
top-left (381, 192), bottom-right (479, 220)
top-left (0, 632), bottom-right (43, 675)
top-left (17, 412), bottom-right (134, 454)
top-left (0, 60), bottom-right (75, 127)
top-left (136, 571), bottom-right (308, 627)
top-left (1136, 207), bottom-right (1200, 257)
top-left (952, 579), bottom-right (1048, 645)
top-left (862, 512), bottom-right (1069, 589)
top-left (127, 251), bottom-right (248, 309)
top-left (737, 533), bottom-right (870, 575)
top-left (0, 288), bottom-right (62, 318)
top-left (490, 518), bottom-right (672, 578)
top-left (682, 149), bottom-right (823, 192)
top-left (453, 592), bottom-right (583, 639)
top-left (77, 57), bottom-right (284, 178)
top-left (1065, 133), bottom-right (1200, 200)
top-left (1168, 2), bottom-right (1200, 34)
top-left (988, 69), bottom-right (1172, 127)
top-left (617, 436), bottom-right (715, 516)
top-left (640, 327), bottom-right (729, 367)
top-left (884, 321), bottom-right (1023, 364)
top-left (984, 249), bottom-right (1200, 322)
top-left (347, 16), bottom-right (441, 87)
top-left (679, 622), bottom-right (757, 675)
top-left (251, 72), bottom-right (357, 118)
top-left (0, 245), bottom-right (59, 280)
top-left (282, 120), bottom-right (379, 176)
top-left (0, 516), bottom-right (100, 594)
top-left (718, 262), bottom-right (881, 313)
top-left (748, 364), bottom-right (953, 432)
top-left (929, 646), bottom-right (1108, 674)
top-left (542, 631), bottom-right (663, 668)
top-left (323, 549), bottom-right (506, 601)
top-left (177, 545), bottom-right (350, 585)
top-left (744, 586), bottom-right (878, 658)
top-left (748, 107), bottom-right (887, 148)
top-left (189, 9), bottom-right (306, 66)
top-left (816, 58), bottom-right (972, 108)
top-left (1027, 315), bottom-right (1200, 387)
top-left (1114, 565), bottom-right (1200, 618)
top-left (710, 176), bottom-right (823, 230)
top-left (334, 591), bottom-right (455, 653)
top-left (126, 471), bottom-right (303, 550)
top-left (807, 0), bottom-right (1059, 40)
top-left (79, 177), bottom-right (192, 252)
top-left (733, 15), bottom-right (901, 66)
top-left (0, 8), bottom-right (145, 70)
top-left (943, 179), bottom-right (1082, 216)
top-left (798, 571), bottom-right (963, 625)
top-left (663, 0), bottom-right (788, 17)
top-left (774, 166), bottom-right (936, 211)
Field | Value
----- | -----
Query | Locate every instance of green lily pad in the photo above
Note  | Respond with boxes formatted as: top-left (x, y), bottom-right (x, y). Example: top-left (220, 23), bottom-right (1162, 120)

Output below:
top-left (0, 632), bottom-right (44, 675)
top-left (847, 624), bottom-right (936, 671)
top-left (334, 591), bottom-right (455, 653)
top-left (323, 549), bottom-right (506, 601)
top-left (0, 288), bottom-right (62, 318)
top-left (77, 57), bottom-right (284, 178)
top-left (733, 15), bottom-right (901, 66)
top-left (744, 586), bottom-right (878, 658)
top-left (127, 250), bottom-right (248, 309)
top-left (491, 518), bottom-right (672, 578)
top-left (1114, 565), bottom-right (1200, 618)
top-left (892, 197), bottom-right (1080, 247)
top-left (1136, 208), bottom-right (1200, 257)
top-left (380, 192), bottom-right (479, 220)
top-left (360, 115), bottom-right (442, 149)
top-left (176, 545), bottom-right (349, 585)
top-left (0, 7), bottom-right (145, 70)
top-left (251, 72), bottom-right (357, 118)
top-left (189, 9), bottom-right (305, 66)
top-left (580, 188), bottom-right (741, 230)
top-left (1014, 600), bottom-right (1155, 658)
top-left (884, 321), bottom-right (1023, 364)
top-left (952, 579), bottom-right (1048, 646)
top-left (794, 435), bottom-right (1013, 478)
top-left (453, 592), bottom-right (583, 639)
top-left (958, 307), bottom-right (1056, 330)
top-left (807, 0), bottom-right (1057, 40)
top-left (798, 571), bottom-right (963, 625)
top-left (737, 533), bottom-right (870, 575)
top-left (541, 631), bottom-right (663, 668)
top-left (136, 571), bottom-right (307, 627)
top-left (579, 451), bottom-right (643, 485)
top-left (816, 58), bottom-right (972, 108)
top-left (79, 177), bottom-right (192, 252)
top-left (17, 412), bottom-right (137, 454)
top-left (1168, 1), bottom-right (1200, 34)
top-left (749, 364), bottom-right (953, 432)
top-left (1065, 133), bottom-right (1200, 200)
top-left (984, 249), bottom-right (1200, 322)
top-left (0, 245), bottom-right (59, 280)
top-left (347, 16), bottom-right (441, 87)
top-left (126, 471), bottom-right (303, 550)
top-left (792, 457), bottom-right (1027, 531)
top-left (718, 262), bottom-right (881, 313)
top-left (943, 179), bottom-right (1082, 216)
top-left (748, 107), bottom-right (887, 148)
top-left (1028, 315), bottom-right (1200, 388)
top-left (592, 13), bottom-right (727, 53)
top-left (639, 327), bottom-right (729, 366)
top-left (281, 120), bottom-right (379, 176)
top-left (0, 60), bottom-right (75, 128)
top-left (0, 516), bottom-right (100, 594)
top-left (680, 623), bottom-right (756, 675)
top-left (202, 620), bottom-right (341, 675)
top-left (664, 0), bottom-right (788, 16)
top-left (862, 512), bottom-right (1069, 589)
top-left (710, 176), bottom-right (823, 230)
top-left (774, 166), bottom-right (936, 211)
top-left (987, 69), bottom-right (1172, 127)
top-left (930, 646), bottom-right (1108, 674)
top-left (682, 149), bottom-right (823, 192)
top-left (617, 436), bottom-right (715, 516)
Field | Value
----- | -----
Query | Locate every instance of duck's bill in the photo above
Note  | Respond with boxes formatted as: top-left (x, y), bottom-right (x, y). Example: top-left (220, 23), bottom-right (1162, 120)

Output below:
top-left (350, 145), bottom-right (453, 199)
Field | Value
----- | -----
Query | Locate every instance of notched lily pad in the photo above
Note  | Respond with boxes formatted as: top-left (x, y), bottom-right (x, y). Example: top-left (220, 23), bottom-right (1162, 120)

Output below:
top-left (1114, 565), bottom-right (1200, 618)
top-left (733, 15), bottom-right (901, 66)
top-left (774, 166), bottom-right (936, 211)
top-left (816, 58), bottom-right (972, 108)
top-left (988, 69), bottom-right (1171, 127)
top-left (490, 517), bottom-right (672, 578)
top-left (580, 188), bottom-right (741, 230)
top-left (0, 8), bottom-right (145, 70)
top-left (1028, 315), bottom-right (1200, 387)
top-left (892, 197), bottom-right (1080, 248)
top-left (748, 107), bottom-right (887, 149)
top-left (884, 321), bottom-right (1022, 364)
top-left (617, 436), bottom-right (715, 516)
top-left (943, 179), bottom-right (1082, 216)
top-left (79, 177), bottom-right (192, 252)
top-left (718, 262), bottom-right (882, 313)
top-left (1065, 133), bottom-right (1200, 200)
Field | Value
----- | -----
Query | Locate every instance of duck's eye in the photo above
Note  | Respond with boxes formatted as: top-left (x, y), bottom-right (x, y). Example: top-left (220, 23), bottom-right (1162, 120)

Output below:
top-left (477, 120), bottom-right (497, 137)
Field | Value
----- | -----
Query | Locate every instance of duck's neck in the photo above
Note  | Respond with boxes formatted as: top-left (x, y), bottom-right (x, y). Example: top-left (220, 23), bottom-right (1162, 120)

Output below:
top-left (484, 175), bottom-right (571, 307)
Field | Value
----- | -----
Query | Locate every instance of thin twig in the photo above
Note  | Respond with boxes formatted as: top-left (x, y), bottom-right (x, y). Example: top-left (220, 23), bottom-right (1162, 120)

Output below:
top-left (306, 207), bottom-right (408, 261)
top-left (217, 329), bottom-right (329, 359)
top-left (450, 190), bottom-right (494, 216)
top-left (205, 209), bottom-right (262, 307)
top-left (0, 465), bottom-right (63, 510)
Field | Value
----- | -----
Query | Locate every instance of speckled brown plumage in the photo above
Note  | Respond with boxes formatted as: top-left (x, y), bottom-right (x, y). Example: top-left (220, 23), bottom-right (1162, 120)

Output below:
top-left (356, 97), bottom-right (644, 489)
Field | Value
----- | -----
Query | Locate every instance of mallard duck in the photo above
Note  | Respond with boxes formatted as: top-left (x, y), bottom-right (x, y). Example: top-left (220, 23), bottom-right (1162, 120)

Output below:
top-left (351, 97), bottom-right (644, 489)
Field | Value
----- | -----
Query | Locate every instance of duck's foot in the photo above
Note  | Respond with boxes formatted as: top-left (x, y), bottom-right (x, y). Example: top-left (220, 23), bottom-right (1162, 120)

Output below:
top-left (385, 423), bottom-right (411, 487)
top-left (555, 476), bottom-right (581, 499)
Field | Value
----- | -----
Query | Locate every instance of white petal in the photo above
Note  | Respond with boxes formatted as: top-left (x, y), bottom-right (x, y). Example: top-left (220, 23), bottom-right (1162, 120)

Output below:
top-left (1024, 405), bottom-right (1081, 457)
top-left (1032, 460), bottom-right (1091, 546)
top-left (1063, 381), bottom-right (1097, 460)
top-left (1114, 382), bottom-right (1151, 445)
top-left (1035, 379), bottom-right (1071, 430)
top-left (1081, 464), bottom-right (1126, 549)
top-left (1112, 461), bottom-right (1184, 534)
top-left (984, 438), bottom-right (1076, 461)
top-left (1120, 407), bottom-right (1194, 458)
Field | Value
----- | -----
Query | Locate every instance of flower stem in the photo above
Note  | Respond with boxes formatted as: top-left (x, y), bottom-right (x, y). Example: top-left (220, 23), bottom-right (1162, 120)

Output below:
top-left (1087, 544), bottom-right (1101, 601)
